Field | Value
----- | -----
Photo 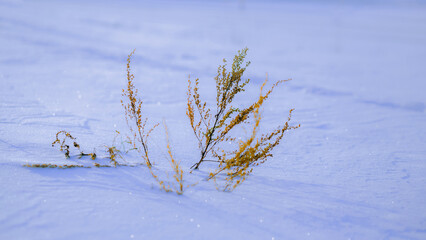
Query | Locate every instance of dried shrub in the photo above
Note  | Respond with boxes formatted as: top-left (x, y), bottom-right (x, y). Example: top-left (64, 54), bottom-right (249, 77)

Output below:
top-left (187, 48), bottom-right (296, 170)
top-left (187, 48), bottom-right (299, 190)
top-left (208, 81), bottom-right (300, 191)
top-left (121, 50), bottom-right (159, 166)
top-left (42, 48), bottom-right (299, 194)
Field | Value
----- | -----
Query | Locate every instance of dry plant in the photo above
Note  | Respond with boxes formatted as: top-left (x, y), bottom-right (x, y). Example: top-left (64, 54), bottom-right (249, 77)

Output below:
top-left (103, 130), bottom-right (123, 167)
top-left (52, 130), bottom-right (96, 159)
top-left (23, 163), bottom-right (89, 169)
top-left (51, 130), bottom-right (76, 158)
top-left (164, 123), bottom-right (184, 194)
top-left (41, 48), bottom-right (299, 194)
top-left (208, 81), bottom-right (300, 191)
top-left (105, 146), bottom-right (120, 167)
top-left (93, 163), bottom-right (112, 168)
top-left (121, 51), bottom-right (184, 194)
top-left (187, 48), bottom-right (295, 170)
top-left (51, 130), bottom-right (122, 168)
top-left (121, 50), bottom-right (158, 166)
top-left (145, 122), bottom-right (184, 194)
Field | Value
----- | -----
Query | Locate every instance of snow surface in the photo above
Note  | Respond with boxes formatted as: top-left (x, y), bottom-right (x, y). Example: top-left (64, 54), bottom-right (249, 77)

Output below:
top-left (1, 0), bottom-right (426, 239)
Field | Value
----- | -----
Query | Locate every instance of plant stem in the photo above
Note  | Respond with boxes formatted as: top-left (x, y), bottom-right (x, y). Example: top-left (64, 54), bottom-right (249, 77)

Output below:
top-left (132, 110), bottom-right (151, 166)
top-left (191, 111), bottom-right (222, 169)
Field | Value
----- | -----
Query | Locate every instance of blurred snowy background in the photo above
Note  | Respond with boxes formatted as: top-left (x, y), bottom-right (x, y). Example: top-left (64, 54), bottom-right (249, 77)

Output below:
top-left (1, 0), bottom-right (425, 239)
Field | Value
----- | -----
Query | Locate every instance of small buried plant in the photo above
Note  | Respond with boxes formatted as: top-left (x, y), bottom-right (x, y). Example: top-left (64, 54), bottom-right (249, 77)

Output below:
top-left (23, 163), bottom-right (89, 169)
top-left (49, 130), bottom-right (121, 168)
top-left (105, 146), bottom-right (120, 167)
top-left (51, 130), bottom-right (76, 159)
top-left (51, 130), bottom-right (96, 159)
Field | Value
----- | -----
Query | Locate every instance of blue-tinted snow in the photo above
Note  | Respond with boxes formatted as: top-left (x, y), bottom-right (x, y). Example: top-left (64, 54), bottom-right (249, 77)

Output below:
top-left (0, 0), bottom-right (425, 239)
